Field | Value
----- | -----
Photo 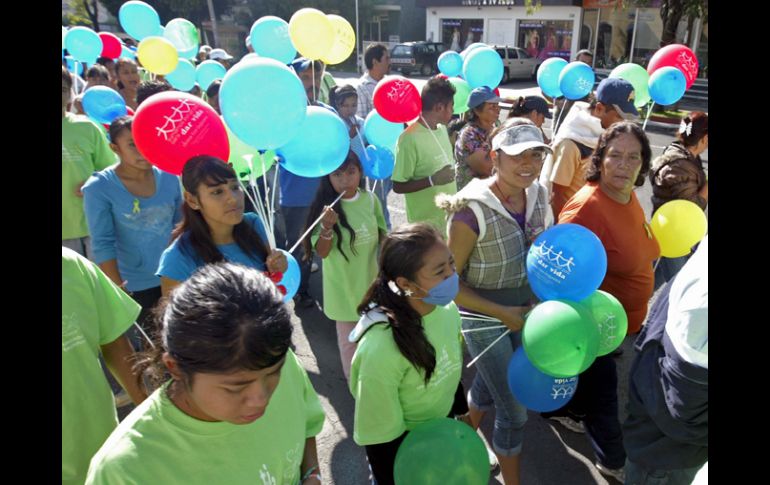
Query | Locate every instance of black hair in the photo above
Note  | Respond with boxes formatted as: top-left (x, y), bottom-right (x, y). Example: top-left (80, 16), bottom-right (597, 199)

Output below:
top-left (302, 151), bottom-right (365, 262)
top-left (171, 156), bottom-right (270, 266)
top-left (108, 115), bottom-right (132, 142)
top-left (509, 96), bottom-right (536, 118)
top-left (96, 56), bottom-right (115, 67)
top-left (329, 84), bottom-right (358, 112)
top-left (585, 121), bottom-right (652, 187)
top-left (136, 79), bottom-right (173, 107)
top-left (357, 223), bottom-right (442, 385)
top-left (86, 64), bottom-right (110, 81)
top-left (135, 262), bottom-right (293, 387)
top-left (364, 44), bottom-right (388, 70)
top-left (677, 111), bottom-right (708, 147)
top-left (421, 76), bottom-right (456, 112)
top-left (115, 57), bottom-right (138, 90)
top-left (206, 79), bottom-right (222, 98)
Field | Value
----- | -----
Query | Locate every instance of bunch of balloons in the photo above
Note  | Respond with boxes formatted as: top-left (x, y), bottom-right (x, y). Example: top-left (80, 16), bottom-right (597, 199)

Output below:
top-left (536, 58), bottom-right (594, 100)
top-left (437, 43), bottom-right (504, 91)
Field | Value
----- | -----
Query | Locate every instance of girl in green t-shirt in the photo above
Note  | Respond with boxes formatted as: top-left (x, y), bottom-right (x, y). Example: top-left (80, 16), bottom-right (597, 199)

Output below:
top-left (349, 223), bottom-right (469, 485)
top-left (302, 151), bottom-right (387, 381)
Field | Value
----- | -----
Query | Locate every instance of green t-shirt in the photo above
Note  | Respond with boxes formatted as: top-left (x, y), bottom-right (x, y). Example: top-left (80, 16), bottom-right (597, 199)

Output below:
top-left (312, 189), bottom-right (386, 321)
top-left (62, 247), bottom-right (141, 485)
top-left (392, 122), bottom-right (458, 234)
top-left (349, 302), bottom-right (463, 445)
top-left (85, 350), bottom-right (326, 485)
top-left (62, 113), bottom-right (117, 239)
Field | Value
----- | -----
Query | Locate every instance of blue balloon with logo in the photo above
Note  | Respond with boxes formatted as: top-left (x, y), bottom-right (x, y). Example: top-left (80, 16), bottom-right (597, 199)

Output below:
top-left (250, 16), bottom-right (297, 65)
top-left (196, 60), bottom-right (227, 91)
top-left (463, 47), bottom-right (504, 89)
top-left (559, 61), bottom-right (595, 100)
top-left (82, 86), bottom-right (127, 124)
top-left (119, 1), bottom-right (162, 41)
top-left (536, 57), bottom-right (568, 98)
top-left (165, 59), bottom-right (197, 91)
top-left (278, 106), bottom-right (350, 177)
top-left (438, 51), bottom-right (463, 77)
top-left (508, 347), bottom-right (578, 412)
top-left (65, 26), bottom-right (102, 64)
top-left (278, 249), bottom-right (300, 303)
top-left (65, 56), bottom-right (84, 76)
top-left (648, 66), bottom-right (687, 106)
top-left (361, 145), bottom-right (395, 180)
top-left (364, 111), bottom-right (404, 151)
top-left (526, 223), bottom-right (607, 302)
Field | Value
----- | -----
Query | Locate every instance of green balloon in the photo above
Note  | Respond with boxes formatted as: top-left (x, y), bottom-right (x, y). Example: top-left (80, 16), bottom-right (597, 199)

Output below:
top-left (164, 18), bottom-right (200, 53)
top-left (394, 418), bottom-right (488, 485)
top-left (226, 125), bottom-right (275, 181)
top-left (448, 77), bottom-right (471, 115)
top-left (578, 290), bottom-right (628, 356)
top-left (522, 300), bottom-right (600, 377)
top-left (608, 63), bottom-right (651, 108)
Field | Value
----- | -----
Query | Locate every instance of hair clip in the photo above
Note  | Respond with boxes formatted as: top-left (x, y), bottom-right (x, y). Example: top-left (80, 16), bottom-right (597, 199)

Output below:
top-left (679, 119), bottom-right (692, 136)
top-left (387, 280), bottom-right (402, 295)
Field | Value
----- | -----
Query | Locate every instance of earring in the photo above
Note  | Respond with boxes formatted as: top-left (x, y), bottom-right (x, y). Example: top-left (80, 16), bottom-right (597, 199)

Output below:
top-left (404, 289), bottom-right (413, 297)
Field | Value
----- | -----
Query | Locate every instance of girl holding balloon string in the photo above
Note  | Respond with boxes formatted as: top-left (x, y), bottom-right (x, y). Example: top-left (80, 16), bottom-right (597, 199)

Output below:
top-left (302, 150), bottom-right (386, 381)
top-left (156, 156), bottom-right (287, 297)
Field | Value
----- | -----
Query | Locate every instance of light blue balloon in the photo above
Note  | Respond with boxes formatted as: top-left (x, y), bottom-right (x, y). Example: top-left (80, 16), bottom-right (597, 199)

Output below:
top-left (277, 106), bottom-right (350, 177)
top-left (558, 61), bottom-right (595, 100)
top-left (65, 56), bottom-right (84, 76)
top-left (438, 51), bottom-right (463, 77)
top-left (166, 59), bottom-right (197, 91)
top-left (537, 57), bottom-right (568, 98)
top-left (250, 16), bottom-right (297, 65)
top-left (196, 60), bottom-right (227, 91)
top-left (178, 45), bottom-right (198, 60)
top-left (120, 44), bottom-right (136, 60)
top-left (220, 58), bottom-right (307, 150)
top-left (62, 26), bottom-right (67, 50)
top-left (82, 86), bottom-right (127, 125)
top-left (361, 145), bottom-right (395, 180)
top-left (508, 347), bottom-right (578, 412)
top-left (648, 66), bottom-right (687, 106)
top-left (363, 111), bottom-right (404, 151)
top-left (119, 1), bottom-right (162, 41)
top-left (278, 249), bottom-right (300, 302)
top-left (460, 42), bottom-right (487, 61)
top-left (463, 47), bottom-right (504, 89)
top-left (240, 53), bottom-right (260, 64)
top-left (64, 26), bottom-right (102, 64)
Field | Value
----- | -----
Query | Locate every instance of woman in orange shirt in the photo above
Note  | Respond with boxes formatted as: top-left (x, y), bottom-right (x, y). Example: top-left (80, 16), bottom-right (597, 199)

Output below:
top-left (543, 121), bottom-right (659, 483)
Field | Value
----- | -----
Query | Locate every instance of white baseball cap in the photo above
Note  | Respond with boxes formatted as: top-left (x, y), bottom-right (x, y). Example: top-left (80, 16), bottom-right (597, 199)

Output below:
top-left (209, 48), bottom-right (234, 61)
top-left (491, 124), bottom-right (552, 156)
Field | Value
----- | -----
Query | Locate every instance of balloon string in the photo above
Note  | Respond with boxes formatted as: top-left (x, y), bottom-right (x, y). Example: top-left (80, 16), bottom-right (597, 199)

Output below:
top-left (238, 175), bottom-right (273, 251)
top-left (653, 258), bottom-right (661, 272)
top-left (461, 324), bottom-right (507, 334)
top-left (271, 165), bottom-right (279, 229)
top-left (460, 310), bottom-right (500, 321)
top-left (466, 329), bottom-right (511, 368)
top-left (419, 114), bottom-right (451, 168)
top-left (288, 191), bottom-right (345, 254)
top-left (642, 101), bottom-right (655, 131)
top-left (371, 180), bottom-right (378, 193)
top-left (351, 118), bottom-right (371, 161)
top-left (259, 153), bottom-right (276, 248)
top-left (552, 98), bottom-right (567, 137)
top-left (311, 62), bottom-right (316, 104)
top-left (133, 322), bottom-right (156, 349)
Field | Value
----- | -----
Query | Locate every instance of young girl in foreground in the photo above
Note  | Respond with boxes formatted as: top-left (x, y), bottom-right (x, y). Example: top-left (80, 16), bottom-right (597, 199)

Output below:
top-left (349, 223), bottom-right (468, 485)
top-left (85, 263), bottom-right (325, 484)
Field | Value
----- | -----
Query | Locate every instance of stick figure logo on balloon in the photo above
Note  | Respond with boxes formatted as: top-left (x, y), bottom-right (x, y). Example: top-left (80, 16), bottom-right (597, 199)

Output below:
top-left (155, 99), bottom-right (194, 141)
top-left (533, 241), bottom-right (575, 274)
top-left (551, 378), bottom-right (577, 399)
top-left (576, 77), bottom-right (593, 93)
top-left (677, 51), bottom-right (698, 78)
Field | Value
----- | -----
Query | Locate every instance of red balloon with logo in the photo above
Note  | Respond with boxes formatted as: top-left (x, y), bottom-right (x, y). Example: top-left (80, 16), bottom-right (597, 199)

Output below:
top-left (373, 76), bottom-right (422, 123)
top-left (132, 92), bottom-right (229, 175)
top-left (98, 32), bottom-right (122, 59)
top-left (646, 44), bottom-right (699, 90)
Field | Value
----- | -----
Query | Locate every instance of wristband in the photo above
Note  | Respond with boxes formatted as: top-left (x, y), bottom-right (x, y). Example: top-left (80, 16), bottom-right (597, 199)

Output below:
top-left (319, 232), bottom-right (333, 240)
top-left (301, 466), bottom-right (321, 482)
top-left (428, 175), bottom-right (434, 187)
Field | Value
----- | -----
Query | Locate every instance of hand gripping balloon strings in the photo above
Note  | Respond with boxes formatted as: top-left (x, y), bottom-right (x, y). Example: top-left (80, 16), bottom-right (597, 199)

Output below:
top-left (288, 191), bottom-right (346, 254)
top-left (642, 101), bottom-right (656, 131)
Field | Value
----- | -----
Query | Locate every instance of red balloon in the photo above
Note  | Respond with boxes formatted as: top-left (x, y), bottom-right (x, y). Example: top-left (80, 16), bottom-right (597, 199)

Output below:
top-left (436, 74), bottom-right (448, 80)
top-left (373, 77), bottom-right (422, 123)
top-left (646, 44), bottom-right (699, 90)
top-left (98, 32), bottom-right (122, 59)
top-left (126, 107), bottom-right (135, 116)
top-left (132, 92), bottom-right (229, 175)
top-left (493, 87), bottom-right (500, 97)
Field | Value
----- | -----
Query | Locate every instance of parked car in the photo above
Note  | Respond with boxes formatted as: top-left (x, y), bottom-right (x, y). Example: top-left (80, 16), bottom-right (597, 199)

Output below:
top-left (390, 42), bottom-right (444, 76)
top-left (491, 45), bottom-right (543, 82)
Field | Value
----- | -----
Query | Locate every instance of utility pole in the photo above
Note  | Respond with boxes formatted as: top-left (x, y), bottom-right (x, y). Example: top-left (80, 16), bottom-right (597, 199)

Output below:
top-left (206, 0), bottom-right (220, 48)
top-left (355, 0), bottom-right (361, 73)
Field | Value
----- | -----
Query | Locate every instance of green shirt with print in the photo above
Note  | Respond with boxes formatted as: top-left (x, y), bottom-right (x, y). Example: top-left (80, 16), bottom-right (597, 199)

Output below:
top-left (349, 302), bottom-right (463, 446)
top-left (392, 122), bottom-right (458, 234)
top-left (62, 247), bottom-right (141, 485)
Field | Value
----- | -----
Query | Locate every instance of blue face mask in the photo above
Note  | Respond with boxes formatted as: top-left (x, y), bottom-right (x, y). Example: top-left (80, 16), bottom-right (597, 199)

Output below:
top-left (416, 272), bottom-right (459, 306)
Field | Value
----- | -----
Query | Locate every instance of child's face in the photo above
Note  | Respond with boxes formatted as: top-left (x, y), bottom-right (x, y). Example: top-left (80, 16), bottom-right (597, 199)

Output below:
top-left (338, 96), bottom-right (358, 119)
top-left (117, 62), bottom-right (140, 90)
top-left (408, 242), bottom-right (456, 297)
top-left (111, 129), bottom-right (151, 171)
top-left (86, 75), bottom-right (111, 89)
top-left (186, 178), bottom-right (245, 230)
top-left (329, 162), bottom-right (361, 198)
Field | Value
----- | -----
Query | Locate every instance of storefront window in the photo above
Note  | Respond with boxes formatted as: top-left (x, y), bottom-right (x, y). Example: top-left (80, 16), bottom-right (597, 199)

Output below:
top-left (442, 19), bottom-right (484, 52)
top-left (696, 22), bottom-right (707, 78)
top-left (632, 8), bottom-right (662, 66)
top-left (581, 9), bottom-right (599, 57)
top-left (594, 6), bottom-right (635, 69)
top-left (517, 20), bottom-right (574, 62)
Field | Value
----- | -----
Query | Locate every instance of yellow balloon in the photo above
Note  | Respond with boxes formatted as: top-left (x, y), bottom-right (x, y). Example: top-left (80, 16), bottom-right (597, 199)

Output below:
top-left (321, 15), bottom-right (355, 65)
top-left (137, 36), bottom-right (179, 75)
top-left (289, 8), bottom-right (334, 61)
top-left (650, 200), bottom-right (707, 258)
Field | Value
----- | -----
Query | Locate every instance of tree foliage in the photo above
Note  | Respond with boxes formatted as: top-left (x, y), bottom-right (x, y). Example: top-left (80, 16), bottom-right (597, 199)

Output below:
top-left (101, 0), bottom-right (235, 28)
top-left (626, 0), bottom-right (707, 46)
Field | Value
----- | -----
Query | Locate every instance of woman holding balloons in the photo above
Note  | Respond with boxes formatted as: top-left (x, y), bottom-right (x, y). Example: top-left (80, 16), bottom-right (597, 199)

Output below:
top-left (156, 156), bottom-right (287, 297)
top-left (438, 118), bottom-right (553, 485)
top-left (649, 111), bottom-right (708, 288)
top-left (115, 57), bottom-right (141, 110)
top-left (547, 121), bottom-right (659, 483)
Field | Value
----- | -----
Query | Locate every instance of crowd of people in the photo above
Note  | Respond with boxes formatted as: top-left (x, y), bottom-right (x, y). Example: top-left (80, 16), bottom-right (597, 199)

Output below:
top-left (62, 39), bottom-right (708, 485)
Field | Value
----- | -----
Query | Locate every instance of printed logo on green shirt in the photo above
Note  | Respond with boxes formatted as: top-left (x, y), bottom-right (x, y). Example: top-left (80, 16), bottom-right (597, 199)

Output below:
top-left (259, 464), bottom-right (276, 485)
top-left (62, 313), bottom-right (87, 352)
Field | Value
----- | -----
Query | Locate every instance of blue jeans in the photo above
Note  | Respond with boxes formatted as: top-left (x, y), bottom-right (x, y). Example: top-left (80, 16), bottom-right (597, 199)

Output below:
top-left (368, 176), bottom-right (392, 230)
top-left (653, 255), bottom-right (689, 291)
top-left (280, 205), bottom-right (311, 295)
top-left (625, 459), bottom-right (701, 485)
top-left (463, 318), bottom-right (527, 456)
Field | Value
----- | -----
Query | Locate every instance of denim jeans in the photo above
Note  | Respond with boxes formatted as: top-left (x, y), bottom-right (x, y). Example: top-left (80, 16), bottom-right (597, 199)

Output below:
top-left (62, 236), bottom-right (92, 260)
top-left (653, 255), bottom-right (690, 291)
top-left (280, 205), bottom-right (312, 295)
top-left (625, 459), bottom-right (701, 485)
top-left (368, 176), bottom-right (392, 230)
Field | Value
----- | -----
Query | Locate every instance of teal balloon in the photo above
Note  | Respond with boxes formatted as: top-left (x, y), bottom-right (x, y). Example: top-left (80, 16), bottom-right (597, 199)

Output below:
top-left (648, 66), bottom-right (687, 106)
top-left (120, 44), bottom-right (136, 60)
top-left (164, 18), bottom-right (199, 55)
top-left (82, 86), bottom-right (127, 124)
top-left (537, 57), bottom-right (568, 98)
top-left (166, 59), bottom-right (197, 91)
top-left (463, 47), bottom-right (504, 89)
top-left (65, 26), bottom-right (102, 64)
top-left (196, 60), bottom-right (227, 91)
top-left (438, 51), bottom-right (463, 77)
top-left (65, 56), bottom-right (84, 76)
top-left (277, 106), bottom-right (350, 177)
top-left (364, 111), bottom-right (404, 151)
top-left (460, 42), bottom-right (487, 61)
top-left (119, 1), bottom-right (162, 41)
top-left (220, 58), bottom-right (307, 150)
top-left (558, 61), bottom-right (595, 100)
top-left (278, 249), bottom-right (300, 302)
top-left (361, 145), bottom-right (395, 180)
top-left (250, 16), bottom-right (297, 65)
